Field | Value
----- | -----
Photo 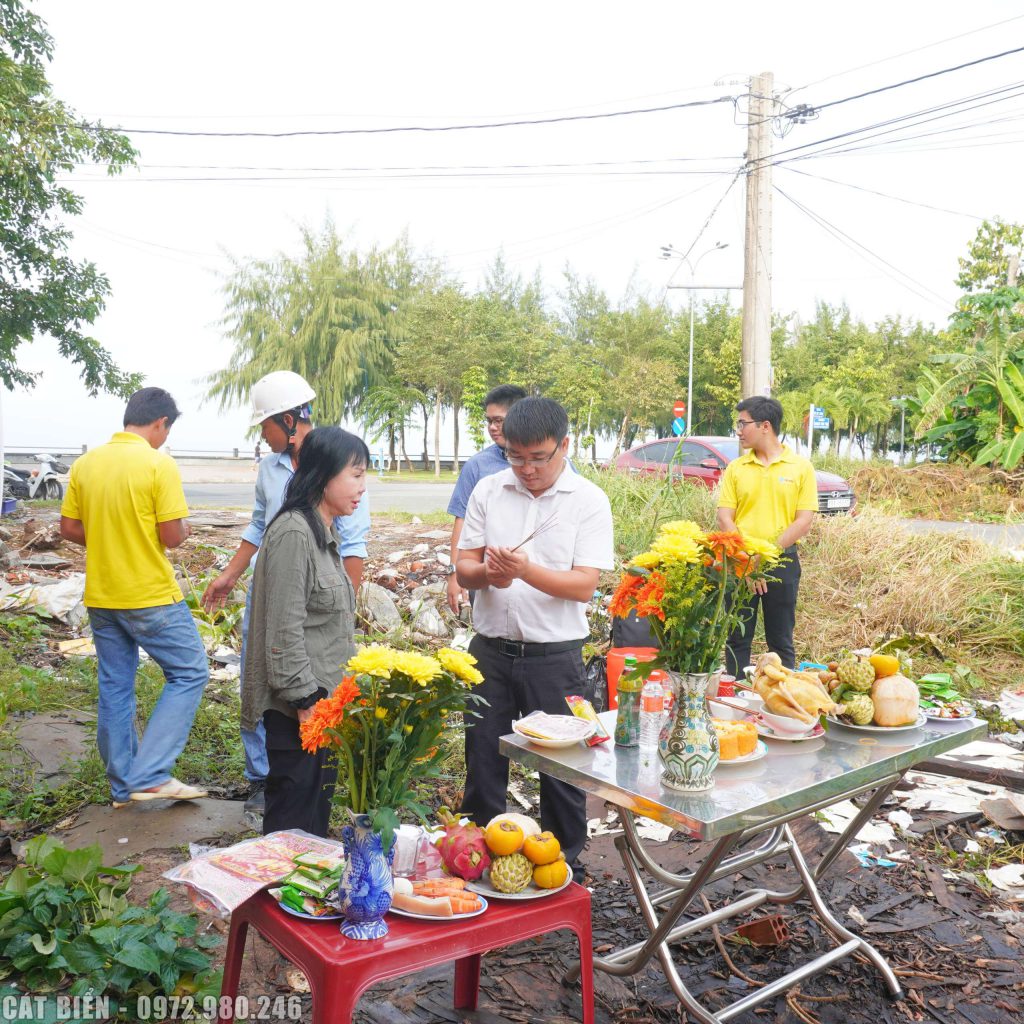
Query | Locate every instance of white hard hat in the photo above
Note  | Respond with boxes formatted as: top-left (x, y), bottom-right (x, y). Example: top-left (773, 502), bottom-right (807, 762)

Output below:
top-left (249, 371), bottom-right (316, 427)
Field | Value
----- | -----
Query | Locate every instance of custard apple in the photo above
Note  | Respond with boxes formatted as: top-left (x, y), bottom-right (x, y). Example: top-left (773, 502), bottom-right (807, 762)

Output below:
top-left (838, 693), bottom-right (874, 725)
top-left (836, 655), bottom-right (875, 693)
top-left (490, 852), bottom-right (533, 893)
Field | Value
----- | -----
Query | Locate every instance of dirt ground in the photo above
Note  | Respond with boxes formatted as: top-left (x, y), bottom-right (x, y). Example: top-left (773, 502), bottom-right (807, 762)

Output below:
top-left (3, 507), bottom-right (1023, 1022)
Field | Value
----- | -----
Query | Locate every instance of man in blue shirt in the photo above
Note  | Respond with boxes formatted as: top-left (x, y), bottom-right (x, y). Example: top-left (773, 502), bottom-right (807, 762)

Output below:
top-left (446, 385), bottom-right (527, 613)
top-left (202, 371), bottom-right (370, 813)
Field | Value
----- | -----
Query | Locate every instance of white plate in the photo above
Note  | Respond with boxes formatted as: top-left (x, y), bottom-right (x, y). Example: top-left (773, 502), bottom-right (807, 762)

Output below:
top-left (717, 739), bottom-right (768, 765)
top-left (922, 706), bottom-right (976, 724)
top-left (756, 721), bottom-right (826, 743)
top-left (277, 901), bottom-right (343, 922)
top-left (511, 717), bottom-right (595, 749)
top-left (824, 712), bottom-right (927, 733)
top-left (467, 868), bottom-right (572, 901)
top-left (389, 893), bottom-right (488, 921)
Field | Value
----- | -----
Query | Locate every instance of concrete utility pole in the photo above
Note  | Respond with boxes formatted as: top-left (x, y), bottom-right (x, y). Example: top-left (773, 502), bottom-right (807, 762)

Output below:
top-left (741, 71), bottom-right (775, 398)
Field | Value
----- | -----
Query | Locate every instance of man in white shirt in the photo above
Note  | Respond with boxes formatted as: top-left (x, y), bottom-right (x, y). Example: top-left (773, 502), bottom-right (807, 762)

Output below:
top-left (456, 397), bottom-right (614, 880)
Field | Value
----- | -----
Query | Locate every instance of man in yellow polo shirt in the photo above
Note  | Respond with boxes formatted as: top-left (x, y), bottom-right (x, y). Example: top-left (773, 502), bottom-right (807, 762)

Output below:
top-left (60, 388), bottom-right (209, 807)
top-left (717, 396), bottom-right (817, 676)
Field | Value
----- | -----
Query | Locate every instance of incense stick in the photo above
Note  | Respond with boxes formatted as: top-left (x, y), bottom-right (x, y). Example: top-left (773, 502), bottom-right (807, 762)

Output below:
top-left (509, 510), bottom-right (559, 552)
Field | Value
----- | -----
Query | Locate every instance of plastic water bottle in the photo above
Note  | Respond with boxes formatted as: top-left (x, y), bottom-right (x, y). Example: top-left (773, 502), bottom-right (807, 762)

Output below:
top-left (614, 655), bottom-right (641, 747)
top-left (639, 670), bottom-right (666, 751)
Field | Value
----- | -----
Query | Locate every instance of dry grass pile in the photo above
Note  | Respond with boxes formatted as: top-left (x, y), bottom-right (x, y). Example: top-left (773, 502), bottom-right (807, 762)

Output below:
top-left (797, 509), bottom-right (1024, 694)
top-left (849, 463), bottom-right (1024, 521)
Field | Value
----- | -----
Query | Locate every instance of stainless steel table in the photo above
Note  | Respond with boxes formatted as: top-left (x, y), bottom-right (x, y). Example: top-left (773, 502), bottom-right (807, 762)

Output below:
top-left (501, 713), bottom-right (986, 1023)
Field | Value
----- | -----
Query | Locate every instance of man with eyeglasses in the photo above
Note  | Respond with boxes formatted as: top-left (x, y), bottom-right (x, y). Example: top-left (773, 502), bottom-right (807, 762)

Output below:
top-left (718, 396), bottom-right (817, 676)
top-left (456, 397), bottom-right (614, 883)
top-left (445, 384), bottom-right (527, 613)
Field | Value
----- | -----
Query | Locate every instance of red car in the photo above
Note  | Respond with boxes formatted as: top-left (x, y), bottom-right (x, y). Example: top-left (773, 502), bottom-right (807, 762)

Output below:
top-left (614, 436), bottom-right (856, 514)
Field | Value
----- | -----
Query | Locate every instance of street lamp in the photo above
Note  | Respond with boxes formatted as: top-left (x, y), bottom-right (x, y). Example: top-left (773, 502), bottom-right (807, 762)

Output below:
top-left (662, 242), bottom-right (729, 436)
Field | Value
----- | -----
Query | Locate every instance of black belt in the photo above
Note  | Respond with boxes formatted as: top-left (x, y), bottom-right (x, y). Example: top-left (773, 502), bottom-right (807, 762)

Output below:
top-left (477, 635), bottom-right (586, 659)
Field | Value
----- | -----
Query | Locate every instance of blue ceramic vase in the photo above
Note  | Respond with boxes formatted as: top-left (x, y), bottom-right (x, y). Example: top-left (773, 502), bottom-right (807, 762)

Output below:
top-left (659, 671), bottom-right (719, 792)
top-left (338, 811), bottom-right (394, 940)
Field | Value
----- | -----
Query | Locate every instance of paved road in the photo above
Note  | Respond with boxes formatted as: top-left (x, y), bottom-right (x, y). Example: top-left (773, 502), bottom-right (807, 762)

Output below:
top-left (898, 518), bottom-right (1024, 548)
top-left (185, 480), bottom-right (455, 515)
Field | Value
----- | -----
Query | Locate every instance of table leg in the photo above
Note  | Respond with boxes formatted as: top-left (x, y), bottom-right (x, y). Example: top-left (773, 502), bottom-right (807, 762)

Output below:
top-left (453, 954), bottom-right (482, 1010)
top-left (218, 917), bottom-right (248, 1023)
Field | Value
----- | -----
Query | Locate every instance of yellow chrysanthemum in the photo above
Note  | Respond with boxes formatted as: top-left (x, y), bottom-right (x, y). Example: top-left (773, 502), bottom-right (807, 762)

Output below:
top-left (740, 535), bottom-right (782, 563)
top-left (389, 650), bottom-right (443, 686)
top-left (658, 520), bottom-right (707, 543)
top-left (437, 648), bottom-right (484, 686)
top-left (374, 706), bottom-right (388, 719)
top-left (629, 550), bottom-right (661, 570)
top-left (346, 646), bottom-right (397, 678)
top-left (650, 534), bottom-right (703, 565)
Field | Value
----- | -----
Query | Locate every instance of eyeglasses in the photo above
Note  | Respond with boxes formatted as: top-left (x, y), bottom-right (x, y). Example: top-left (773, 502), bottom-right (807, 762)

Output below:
top-left (485, 416), bottom-right (505, 427)
top-left (734, 418), bottom-right (762, 432)
top-left (506, 446), bottom-right (561, 468)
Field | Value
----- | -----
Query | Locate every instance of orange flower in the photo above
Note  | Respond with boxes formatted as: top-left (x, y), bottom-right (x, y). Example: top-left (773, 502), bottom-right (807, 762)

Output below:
top-left (731, 551), bottom-right (753, 578)
top-left (634, 572), bottom-right (667, 621)
top-left (300, 675), bottom-right (359, 753)
top-left (705, 531), bottom-right (746, 559)
top-left (609, 573), bottom-right (644, 618)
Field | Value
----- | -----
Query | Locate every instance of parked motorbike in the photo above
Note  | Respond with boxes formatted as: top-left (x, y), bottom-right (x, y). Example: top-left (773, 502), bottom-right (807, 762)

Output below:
top-left (3, 466), bottom-right (30, 500)
top-left (4, 454), bottom-right (67, 500)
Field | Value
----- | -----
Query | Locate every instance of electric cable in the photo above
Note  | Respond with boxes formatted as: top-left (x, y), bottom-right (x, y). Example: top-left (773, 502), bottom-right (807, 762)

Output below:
top-left (774, 185), bottom-right (951, 309)
top-left (786, 14), bottom-right (1024, 98)
top-left (777, 165), bottom-right (984, 220)
top-left (59, 95), bottom-right (736, 139)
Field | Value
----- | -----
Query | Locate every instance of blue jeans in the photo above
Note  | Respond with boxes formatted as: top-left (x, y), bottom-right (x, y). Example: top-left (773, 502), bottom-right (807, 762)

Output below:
top-left (89, 601), bottom-right (209, 801)
top-left (239, 590), bottom-right (269, 783)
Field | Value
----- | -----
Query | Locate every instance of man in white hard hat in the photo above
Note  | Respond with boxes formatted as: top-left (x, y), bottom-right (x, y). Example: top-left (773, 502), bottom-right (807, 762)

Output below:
top-left (201, 370), bottom-right (370, 815)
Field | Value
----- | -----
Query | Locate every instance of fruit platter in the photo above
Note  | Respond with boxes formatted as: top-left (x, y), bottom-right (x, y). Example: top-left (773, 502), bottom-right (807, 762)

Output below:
top-left (390, 877), bottom-right (487, 919)
top-left (433, 809), bottom-right (572, 900)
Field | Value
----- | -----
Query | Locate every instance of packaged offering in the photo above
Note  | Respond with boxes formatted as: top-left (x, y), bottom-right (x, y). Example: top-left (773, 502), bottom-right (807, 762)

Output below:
top-left (565, 695), bottom-right (611, 745)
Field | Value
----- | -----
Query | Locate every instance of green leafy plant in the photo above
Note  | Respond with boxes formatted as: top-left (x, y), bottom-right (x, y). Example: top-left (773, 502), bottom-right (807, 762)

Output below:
top-left (0, 836), bottom-right (220, 1014)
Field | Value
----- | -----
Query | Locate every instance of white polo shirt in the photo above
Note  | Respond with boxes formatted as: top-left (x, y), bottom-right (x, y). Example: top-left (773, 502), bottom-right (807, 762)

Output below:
top-left (459, 465), bottom-right (614, 643)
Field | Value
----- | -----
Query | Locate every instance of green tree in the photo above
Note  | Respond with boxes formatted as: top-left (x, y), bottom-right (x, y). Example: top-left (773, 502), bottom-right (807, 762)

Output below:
top-left (917, 287), bottom-right (1024, 470)
top-left (956, 219), bottom-right (1024, 294)
top-left (461, 366), bottom-right (489, 452)
top-left (207, 224), bottom-right (428, 425)
top-left (358, 381), bottom-right (425, 472)
top-left (1, 0), bottom-right (139, 395)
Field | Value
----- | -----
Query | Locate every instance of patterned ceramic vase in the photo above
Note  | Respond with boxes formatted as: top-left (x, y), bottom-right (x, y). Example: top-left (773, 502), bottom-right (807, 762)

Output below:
top-left (659, 671), bottom-right (720, 793)
top-left (338, 811), bottom-right (394, 940)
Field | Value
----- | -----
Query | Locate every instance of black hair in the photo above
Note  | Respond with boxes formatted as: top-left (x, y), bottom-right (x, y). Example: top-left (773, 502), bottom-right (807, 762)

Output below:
top-left (273, 426), bottom-right (370, 549)
top-left (483, 384), bottom-right (527, 411)
top-left (123, 388), bottom-right (180, 428)
top-left (502, 397), bottom-right (568, 448)
top-left (736, 396), bottom-right (783, 436)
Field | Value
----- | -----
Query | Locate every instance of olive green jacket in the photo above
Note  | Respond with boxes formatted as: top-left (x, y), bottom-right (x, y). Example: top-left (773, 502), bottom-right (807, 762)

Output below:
top-left (241, 510), bottom-right (356, 730)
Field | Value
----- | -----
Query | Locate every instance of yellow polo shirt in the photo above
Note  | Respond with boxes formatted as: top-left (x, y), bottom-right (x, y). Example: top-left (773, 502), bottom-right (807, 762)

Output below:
top-left (61, 433), bottom-right (189, 609)
top-left (717, 445), bottom-right (817, 544)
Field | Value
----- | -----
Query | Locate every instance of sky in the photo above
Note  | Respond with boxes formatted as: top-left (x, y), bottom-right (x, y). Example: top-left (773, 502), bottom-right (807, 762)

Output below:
top-left (3, 0), bottom-right (1023, 457)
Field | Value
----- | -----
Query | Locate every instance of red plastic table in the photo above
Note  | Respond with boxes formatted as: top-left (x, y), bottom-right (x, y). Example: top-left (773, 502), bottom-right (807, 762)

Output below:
top-left (218, 885), bottom-right (595, 1024)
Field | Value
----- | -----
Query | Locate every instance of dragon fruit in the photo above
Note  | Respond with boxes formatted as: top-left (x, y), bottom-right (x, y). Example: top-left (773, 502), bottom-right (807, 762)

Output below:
top-left (435, 809), bottom-right (491, 881)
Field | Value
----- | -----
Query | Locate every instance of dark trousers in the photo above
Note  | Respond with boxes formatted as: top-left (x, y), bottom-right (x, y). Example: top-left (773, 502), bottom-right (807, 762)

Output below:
top-left (460, 636), bottom-right (589, 865)
top-left (725, 548), bottom-right (801, 676)
top-left (262, 710), bottom-right (337, 837)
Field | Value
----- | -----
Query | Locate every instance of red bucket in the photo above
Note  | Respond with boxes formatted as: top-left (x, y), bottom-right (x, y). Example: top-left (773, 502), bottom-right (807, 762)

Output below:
top-left (606, 647), bottom-right (659, 709)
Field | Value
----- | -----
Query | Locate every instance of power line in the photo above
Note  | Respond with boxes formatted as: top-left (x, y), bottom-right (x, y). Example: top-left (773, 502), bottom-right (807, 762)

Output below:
top-left (69, 95), bottom-right (736, 139)
top-left (774, 184), bottom-right (950, 309)
top-left (787, 14), bottom-right (1024, 98)
top-left (809, 44), bottom-right (1024, 114)
top-left (759, 79), bottom-right (1024, 167)
top-left (778, 165), bottom-right (984, 220)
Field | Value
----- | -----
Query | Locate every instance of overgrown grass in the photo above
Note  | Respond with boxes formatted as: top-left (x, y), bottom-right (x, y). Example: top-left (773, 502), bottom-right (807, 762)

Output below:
top-left (846, 463), bottom-right (1024, 522)
top-left (797, 509), bottom-right (1024, 694)
top-left (810, 452), bottom-right (890, 478)
top-left (0, 615), bottom-right (246, 832)
top-left (582, 467), bottom-right (717, 564)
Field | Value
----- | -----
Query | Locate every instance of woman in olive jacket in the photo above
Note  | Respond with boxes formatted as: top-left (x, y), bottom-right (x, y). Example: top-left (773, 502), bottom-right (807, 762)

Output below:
top-left (242, 426), bottom-right (369, 835)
